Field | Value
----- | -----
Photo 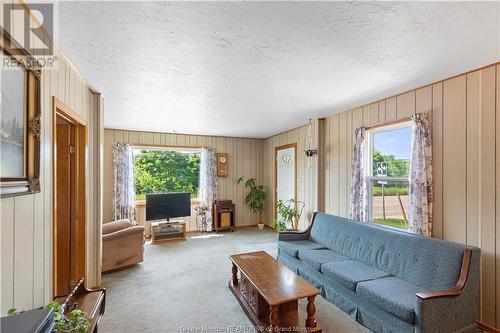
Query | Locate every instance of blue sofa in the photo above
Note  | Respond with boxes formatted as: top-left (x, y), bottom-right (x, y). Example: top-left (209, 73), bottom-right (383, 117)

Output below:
top-left (277, 212), bottom-right (480, 333)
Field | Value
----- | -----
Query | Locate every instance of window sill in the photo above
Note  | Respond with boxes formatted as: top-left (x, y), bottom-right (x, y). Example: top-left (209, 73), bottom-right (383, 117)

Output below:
top-left (370, 221), bottom-right (410, 234)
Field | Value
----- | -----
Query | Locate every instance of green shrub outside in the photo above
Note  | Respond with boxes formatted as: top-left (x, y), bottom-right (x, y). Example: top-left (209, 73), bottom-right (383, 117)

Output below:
top-left (372, 186), bottom-right (408, 197)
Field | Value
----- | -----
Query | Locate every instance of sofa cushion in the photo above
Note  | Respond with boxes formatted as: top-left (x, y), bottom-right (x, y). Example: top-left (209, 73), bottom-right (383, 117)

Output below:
top-left (278, 240), bottom-right (325, 258)
top-left (321, 260), bottom-right (390, 291)
top-left (356, 276), bottom-right (422, 324)
top-left (298, 249), bottom-right (350, 271)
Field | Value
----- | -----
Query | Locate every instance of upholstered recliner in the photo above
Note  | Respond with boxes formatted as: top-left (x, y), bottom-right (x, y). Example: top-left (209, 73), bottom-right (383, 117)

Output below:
top-left (102, 219), bottom-right (145, 273)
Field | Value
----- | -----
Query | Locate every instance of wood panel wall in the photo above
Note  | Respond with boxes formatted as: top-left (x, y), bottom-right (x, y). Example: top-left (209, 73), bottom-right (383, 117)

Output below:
top-left (316, 64), bottom-right (500, 327)
top-left (0, 0), bottom-right (102, 315)
top-left (262, 122), bottom-right (321, 230)
top-left (103, 129), bottom-right (264, 231)
top-left (3, 0), bottom-right (498, 326)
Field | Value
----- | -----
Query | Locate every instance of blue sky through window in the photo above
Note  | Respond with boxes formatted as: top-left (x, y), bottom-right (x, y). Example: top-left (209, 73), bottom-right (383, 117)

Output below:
top-left (373, 126), bottom-right (412, 159)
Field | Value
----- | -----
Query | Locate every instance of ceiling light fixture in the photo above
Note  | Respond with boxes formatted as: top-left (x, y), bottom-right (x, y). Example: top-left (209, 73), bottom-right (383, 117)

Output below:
top-left (304, 118), bottom-right (318, 158)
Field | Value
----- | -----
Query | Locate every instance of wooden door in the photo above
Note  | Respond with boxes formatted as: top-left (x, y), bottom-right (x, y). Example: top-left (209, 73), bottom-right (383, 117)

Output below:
top-left (53, 98), bottom-right (87, 297)
top-left (55, 117), bottom-right (74, 295)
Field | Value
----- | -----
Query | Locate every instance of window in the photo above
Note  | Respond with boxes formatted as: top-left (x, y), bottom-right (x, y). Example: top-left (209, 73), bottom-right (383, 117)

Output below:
top-left (366, 122), bottom-right (412, 230)
top-left (132, 147), bottom-right (201, 200)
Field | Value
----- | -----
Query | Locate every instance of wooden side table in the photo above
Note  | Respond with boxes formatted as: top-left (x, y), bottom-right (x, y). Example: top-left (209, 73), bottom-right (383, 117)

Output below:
top-left (151, 220), bottom-right (186, 244)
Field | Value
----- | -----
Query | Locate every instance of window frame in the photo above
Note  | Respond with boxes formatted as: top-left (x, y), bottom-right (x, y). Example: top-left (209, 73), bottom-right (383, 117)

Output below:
top-left (364, 120), bottom-right (413, 229)
top-left (131, 145), bottom-right (202, 203)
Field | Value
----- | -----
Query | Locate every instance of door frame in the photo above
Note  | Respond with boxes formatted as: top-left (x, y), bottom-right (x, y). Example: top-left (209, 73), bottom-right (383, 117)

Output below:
top-left (274, 143), bottom-right (298, 220)
top-left (52, 97), bottom-right (88, 297)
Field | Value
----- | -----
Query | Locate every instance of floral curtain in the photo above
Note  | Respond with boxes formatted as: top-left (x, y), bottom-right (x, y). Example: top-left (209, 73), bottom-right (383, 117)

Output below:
top-left (113, 143), bottom-right (135, 221)
top-left (350, 127), bottom-right (368, 221)
top-left (199, 147), bottom-right (218, 231)
top-left (408, 113), bottom-right (433, 236)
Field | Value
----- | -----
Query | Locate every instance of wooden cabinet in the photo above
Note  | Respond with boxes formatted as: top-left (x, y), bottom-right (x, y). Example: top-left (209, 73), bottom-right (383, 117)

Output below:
top-left (213, 200), bottom-right (235, 232)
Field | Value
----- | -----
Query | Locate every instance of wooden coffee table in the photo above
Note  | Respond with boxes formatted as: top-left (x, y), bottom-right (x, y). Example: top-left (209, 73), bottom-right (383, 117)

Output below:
top-left (229, 251), bottom-right (322, 332)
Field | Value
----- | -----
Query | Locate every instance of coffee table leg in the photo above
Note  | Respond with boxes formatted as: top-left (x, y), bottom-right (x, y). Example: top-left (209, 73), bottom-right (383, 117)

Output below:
top-left (306, 296), bottom-right (318, 330)
top-left (269, 305), bottom-right (280, 332)
top-left (231, 263), bottom-right (238, 287)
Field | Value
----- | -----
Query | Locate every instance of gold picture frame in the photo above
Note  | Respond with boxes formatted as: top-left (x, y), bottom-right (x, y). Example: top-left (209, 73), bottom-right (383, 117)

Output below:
top-left (1, 31), bottom-right (42, 197)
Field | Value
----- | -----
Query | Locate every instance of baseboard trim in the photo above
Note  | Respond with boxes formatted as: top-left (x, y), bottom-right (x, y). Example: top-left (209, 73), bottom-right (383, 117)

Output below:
top-left (185, 224), bottom-right (277, 234)
top-left (478, 321), bottom-right (500, 333)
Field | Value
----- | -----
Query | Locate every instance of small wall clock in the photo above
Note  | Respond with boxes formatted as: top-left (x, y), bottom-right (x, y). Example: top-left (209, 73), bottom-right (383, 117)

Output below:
top-left (217, 153), bottom-right (229, 177)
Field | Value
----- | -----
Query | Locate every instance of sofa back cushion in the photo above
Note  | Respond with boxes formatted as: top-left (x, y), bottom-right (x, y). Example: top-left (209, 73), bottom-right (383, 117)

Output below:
top-left (309, 213), bottom-right (466, 290)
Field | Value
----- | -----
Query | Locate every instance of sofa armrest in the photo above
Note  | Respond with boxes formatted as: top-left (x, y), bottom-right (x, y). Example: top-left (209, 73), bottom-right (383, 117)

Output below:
top-left (278, 212), bottom-right (317, 241)
top-left (103, 219), bottom-right (133, 235)
top-left (416, 248), bottom-right (472, 300)
top-left (103, 226), bottom-right (145, 242)
top-left (278, 230), bottom-right (310, 241)
top-left (414, 248), bottom-right (480, 333)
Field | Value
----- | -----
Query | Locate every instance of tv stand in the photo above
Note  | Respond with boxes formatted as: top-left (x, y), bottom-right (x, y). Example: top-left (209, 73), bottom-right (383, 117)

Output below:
top-left (151, 220), bottom-right (186, 244)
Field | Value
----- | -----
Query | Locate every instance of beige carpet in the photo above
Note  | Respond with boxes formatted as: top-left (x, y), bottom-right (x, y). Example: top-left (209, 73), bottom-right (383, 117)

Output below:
top-left (100, 228), bottom-right (371, 333)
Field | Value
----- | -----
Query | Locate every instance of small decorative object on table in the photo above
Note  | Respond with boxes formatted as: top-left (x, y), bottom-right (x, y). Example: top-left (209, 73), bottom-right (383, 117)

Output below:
top-left (45, 301), bottom-right (90, 333)
top-left (195, 204), bottom-right (209, 233)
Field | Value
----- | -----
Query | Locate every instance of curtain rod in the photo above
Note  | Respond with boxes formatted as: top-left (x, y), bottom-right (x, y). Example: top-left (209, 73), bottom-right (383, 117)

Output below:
top-left (364, 116), bottom-right (413, 131)
top-left (128, 143), bottom-right (207, 149)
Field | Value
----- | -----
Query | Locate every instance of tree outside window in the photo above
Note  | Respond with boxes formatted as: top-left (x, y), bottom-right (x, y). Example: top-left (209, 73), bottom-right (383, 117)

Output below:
top-left (133, 148), bottom-right (200, 200)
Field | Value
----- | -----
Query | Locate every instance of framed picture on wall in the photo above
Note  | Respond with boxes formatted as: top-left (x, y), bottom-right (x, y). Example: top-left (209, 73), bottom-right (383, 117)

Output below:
top-left (217, 153), bottom-right (228, 177)
top-left (1, 32), bottom-right (42, 197)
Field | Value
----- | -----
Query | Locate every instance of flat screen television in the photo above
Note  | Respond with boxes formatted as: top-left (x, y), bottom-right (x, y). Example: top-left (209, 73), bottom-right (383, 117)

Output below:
top-left (146, 192), bottom-right (191, 221)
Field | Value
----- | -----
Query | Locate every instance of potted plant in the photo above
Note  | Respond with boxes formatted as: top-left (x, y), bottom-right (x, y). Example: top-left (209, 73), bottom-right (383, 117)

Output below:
top-left (273, 199), bottom-right (305, 231)
top-left (237, 177), bottom-right (267, 229)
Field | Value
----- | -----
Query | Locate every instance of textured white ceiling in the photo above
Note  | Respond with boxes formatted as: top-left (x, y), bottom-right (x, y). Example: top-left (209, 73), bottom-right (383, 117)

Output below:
top-left (54, 1), bottom-right (500, 138)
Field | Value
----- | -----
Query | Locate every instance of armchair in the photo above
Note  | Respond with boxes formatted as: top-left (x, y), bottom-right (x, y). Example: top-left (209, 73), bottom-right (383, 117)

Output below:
top-left (102, 219), bottom-right (145, 273)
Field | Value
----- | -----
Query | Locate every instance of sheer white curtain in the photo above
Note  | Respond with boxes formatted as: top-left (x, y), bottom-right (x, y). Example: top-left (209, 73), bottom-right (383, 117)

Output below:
top-left (350, 127), bottom-right (368, 221)
top-left (408, 113), bottom-right (433, 236)
top-left (113, 143), bottom-right (135, 221)
top-left (199, 147), bottom-right (218, 231)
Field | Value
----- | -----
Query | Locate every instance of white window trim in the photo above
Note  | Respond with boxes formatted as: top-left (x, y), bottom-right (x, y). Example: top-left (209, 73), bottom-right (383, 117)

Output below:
top-left (364, 120), bottom-right (413, 227)
top-left (132, 145), bottom-right (201, 155)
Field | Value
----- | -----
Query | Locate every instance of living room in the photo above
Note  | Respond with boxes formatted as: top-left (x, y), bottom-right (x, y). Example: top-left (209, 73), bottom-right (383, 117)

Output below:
top-left (1, 1), bottom-right (500, 333)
